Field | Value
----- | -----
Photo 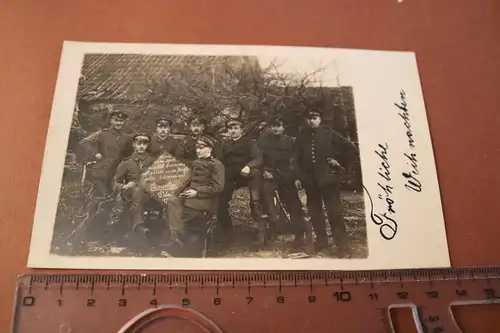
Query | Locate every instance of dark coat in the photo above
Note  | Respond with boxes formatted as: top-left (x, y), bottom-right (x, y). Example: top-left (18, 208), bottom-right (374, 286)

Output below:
top-left (178, 135), bottom-right (198, 161)
top-left (180, 157), bottom-right (225, 213)
top-left (256, 134), bottom-right (298, 182)
top-left (78, 128), bottom-right (133, 179)
top-left (218, 136), bottom-right (262, 176)
top-left (295, 126), bottom-right (359, 188)
top-left (113, 152), bottom-right (156, 191)
top-left (148, 134), bottom-right (179, 158)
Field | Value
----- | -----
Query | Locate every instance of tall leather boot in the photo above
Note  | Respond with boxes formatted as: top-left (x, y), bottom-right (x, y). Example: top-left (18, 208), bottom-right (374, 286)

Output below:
top-left (251, 201), bottom-right (267, 220)
top-left (251, 201), bottom-right (268, 245)
top-left (257, 218), bottom-right (268, 245)
top-left (333, 234), bottom-right (350, 258)
top-left (131, 203), bottom-right (147, 231)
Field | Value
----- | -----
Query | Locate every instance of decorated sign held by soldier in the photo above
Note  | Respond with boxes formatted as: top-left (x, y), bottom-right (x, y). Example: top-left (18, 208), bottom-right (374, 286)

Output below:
top-left (140, 152), bottom-right (191, 205)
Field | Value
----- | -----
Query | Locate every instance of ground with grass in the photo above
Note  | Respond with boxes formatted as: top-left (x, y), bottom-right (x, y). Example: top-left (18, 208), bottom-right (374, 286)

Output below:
top-left (51, 181), bottom-right (368, 259)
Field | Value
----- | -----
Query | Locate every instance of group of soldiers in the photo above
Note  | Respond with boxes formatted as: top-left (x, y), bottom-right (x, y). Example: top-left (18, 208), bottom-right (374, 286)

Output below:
top-left (77, 107), bottom-right (359, 258)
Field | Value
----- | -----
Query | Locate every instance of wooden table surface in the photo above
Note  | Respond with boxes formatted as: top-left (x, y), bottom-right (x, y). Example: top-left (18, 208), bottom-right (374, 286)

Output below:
top-left (0, 0), bottom-right (499, 331)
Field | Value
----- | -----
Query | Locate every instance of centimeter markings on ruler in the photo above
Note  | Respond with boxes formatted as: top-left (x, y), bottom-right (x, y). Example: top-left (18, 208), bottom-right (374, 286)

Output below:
top-left (13, 268), bottom-right (500, 333)
top-left (22, 267), bottom-right (500, 287)
top-left (18, 267), bottom-right (500, 304)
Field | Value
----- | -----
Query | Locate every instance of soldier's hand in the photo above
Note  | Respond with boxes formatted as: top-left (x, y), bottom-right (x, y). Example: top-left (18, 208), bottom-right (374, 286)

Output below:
top-left (327, 158), bottom-right (341, 168)
top-left (181, 189), bottom-right (197, 198)
top-left (123, 181), bottom-right (136, 190)
top-left (263, 170), bottom-right (273, 180)
top-left (95, 153), bottom-right (102, 160)
top-left (294, 180), bottom-right (302, 190)
top-left (240, 166), bottom-right (251, 177)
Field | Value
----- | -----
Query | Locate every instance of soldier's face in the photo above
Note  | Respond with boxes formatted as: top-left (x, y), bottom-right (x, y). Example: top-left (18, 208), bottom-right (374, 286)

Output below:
top-left (157, 125), bottom-right (170, 138)
top-left (110, 116), bottom-right (125, 129)
top-left (190, 123), bottom-right (205, 136)
top-left (133, 140), bottom-right (149, 154)
top-left (306, 115), bottom-right (321, 128)
top-left (227, 124), bottom-right (243, 139)
top-left (196, 143), bottom-right (212, 158)
top-left (270, 124), bottom-right (285, 135)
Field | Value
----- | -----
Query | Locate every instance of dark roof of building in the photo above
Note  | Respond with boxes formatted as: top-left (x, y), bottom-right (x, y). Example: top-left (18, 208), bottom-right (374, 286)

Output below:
top-left (76, 54), bottom-right (259, 102)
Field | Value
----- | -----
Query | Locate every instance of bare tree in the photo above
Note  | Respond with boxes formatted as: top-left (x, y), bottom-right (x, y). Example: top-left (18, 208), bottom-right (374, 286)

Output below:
top-left (137, 58), bottom-right (346, 140)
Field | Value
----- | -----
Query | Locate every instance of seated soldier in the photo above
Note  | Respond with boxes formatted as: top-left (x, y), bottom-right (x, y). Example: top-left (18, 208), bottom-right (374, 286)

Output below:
top-left (113, 133), bottom-right (156, 247)
top-left (168, 136), bottom-right (225, 257)
top-left (216, 118), bottom-right (265, 235)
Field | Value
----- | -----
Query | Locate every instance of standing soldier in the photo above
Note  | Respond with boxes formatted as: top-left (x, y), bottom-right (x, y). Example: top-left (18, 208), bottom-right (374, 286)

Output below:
top-left (149, 116), bottom-right (179, 158)
top-left (168, 136), bottom-right (225, 257)
top-left (257, 117), bottom-right (306, 246)
top-left (295, 109), bottom-right (359, 256)
top-left (113, 133), bottom-right (156, 252)
top-left (78, 109), bottom-right (132, 197)
top-left (180, 116), bottom-right (209, 162)
top-left (147, 115), bottom-right (181, 246)
top-left (217, 118), bottom-right (265, 235)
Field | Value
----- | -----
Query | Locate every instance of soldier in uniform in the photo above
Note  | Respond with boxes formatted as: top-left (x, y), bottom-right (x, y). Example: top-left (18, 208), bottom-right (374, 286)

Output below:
top-left (147, 115), bottom-right (183, 246)
top-left (217, 118), bottom-right (265, 234)
top-left (113, 133), bottom-right (156, 251)
top-left (78, 109), bottom-right (132, 197)
top-left (168, 136), bottom-right (225, 257)
top-left (179, 116), bottom-right (209, 162)
top-left (149, 116), bottom-right (179, 158)
top-left (257, 117), bottom-right (306, 246)
top-left (295, 109), bottom-right (359, 256)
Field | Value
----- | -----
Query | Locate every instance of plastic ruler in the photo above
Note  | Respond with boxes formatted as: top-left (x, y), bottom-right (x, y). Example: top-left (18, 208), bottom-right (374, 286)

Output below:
top-left (10, 267), bottom-right (500, 332)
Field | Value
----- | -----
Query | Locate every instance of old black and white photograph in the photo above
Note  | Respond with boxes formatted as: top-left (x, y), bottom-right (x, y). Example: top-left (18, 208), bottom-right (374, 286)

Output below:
top-left (28, 42), bottom-right (450, 270)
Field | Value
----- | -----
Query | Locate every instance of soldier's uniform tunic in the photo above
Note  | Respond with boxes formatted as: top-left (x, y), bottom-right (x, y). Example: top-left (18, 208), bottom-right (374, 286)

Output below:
top-left (257, 133), bottom-right (306, 242)
top-left (113, 152), bottom-right (156, 230)
top-left (79, 128), bottom-right (132, 196)
top-left (148, 133), bottom-right (179, 158)
top-left (170, 156), bottom-right (225, 257)
top-left (216, 136), bottom-right (263, 230)
top-left (295, 125), bottom-right (358, 251)
top-left (179, 135), bottom-right (198, 162)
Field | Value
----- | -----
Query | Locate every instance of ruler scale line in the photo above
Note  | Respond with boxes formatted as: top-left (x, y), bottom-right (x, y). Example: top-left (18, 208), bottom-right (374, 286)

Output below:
top-left (11, 267), bottom-right (500, 332)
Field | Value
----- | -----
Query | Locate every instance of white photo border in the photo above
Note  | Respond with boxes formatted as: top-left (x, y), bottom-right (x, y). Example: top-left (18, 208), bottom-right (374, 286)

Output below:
top-left (27, 41), bottom-right (450, 270)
